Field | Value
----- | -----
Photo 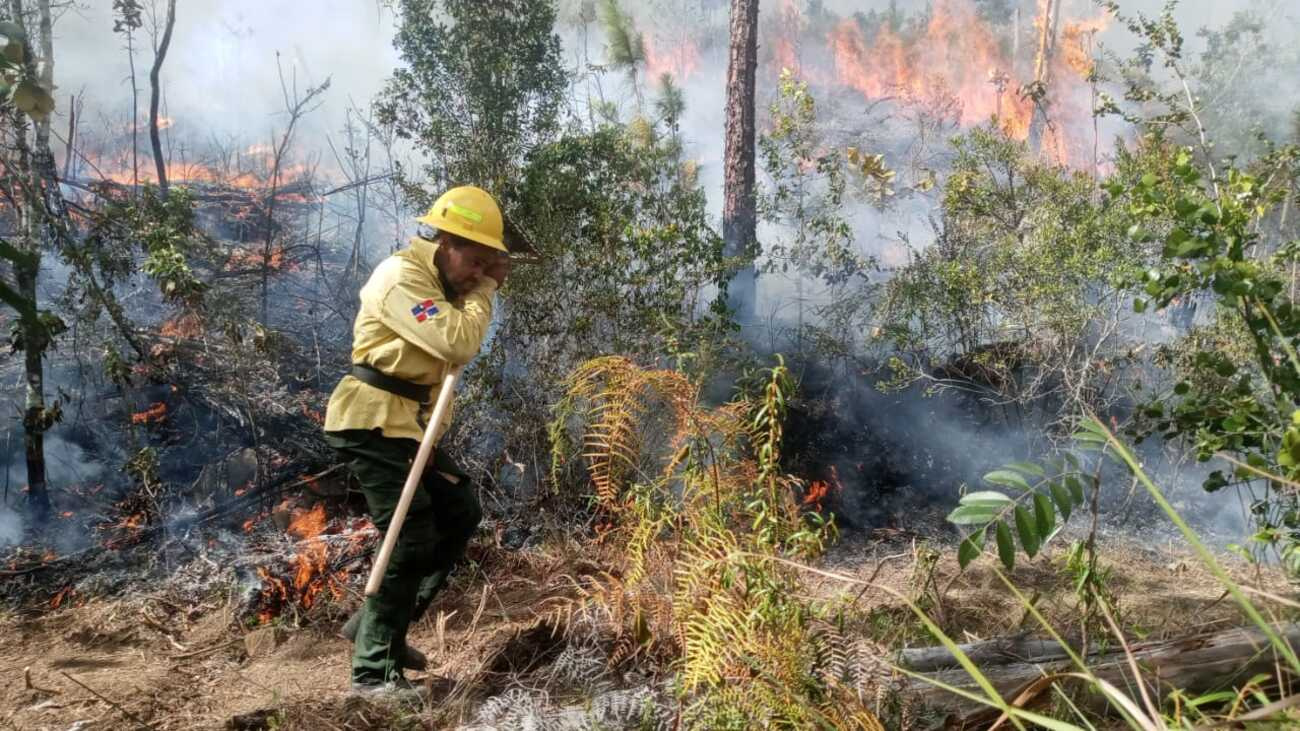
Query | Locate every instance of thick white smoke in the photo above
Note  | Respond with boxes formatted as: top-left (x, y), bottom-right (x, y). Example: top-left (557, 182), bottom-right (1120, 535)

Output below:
top-left (54, 1), bottom-right (400, 168)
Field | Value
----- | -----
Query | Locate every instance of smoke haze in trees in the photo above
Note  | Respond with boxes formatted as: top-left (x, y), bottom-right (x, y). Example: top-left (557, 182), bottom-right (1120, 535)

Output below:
top-left (34, 0), bottom-right (1298, 541)
top-left (57, 1), bottom-right (400, 165)
top-left (52, 0), bottom-right (1297, 213)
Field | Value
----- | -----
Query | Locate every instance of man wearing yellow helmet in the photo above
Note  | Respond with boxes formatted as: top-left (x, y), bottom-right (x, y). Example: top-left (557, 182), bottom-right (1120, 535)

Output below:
top-left (323, 185), bottom-right (510, 698)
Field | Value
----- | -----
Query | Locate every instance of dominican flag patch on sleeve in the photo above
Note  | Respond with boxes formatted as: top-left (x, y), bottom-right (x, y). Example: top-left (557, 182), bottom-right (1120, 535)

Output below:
top-left (411, 299), bottom-right (439, 322)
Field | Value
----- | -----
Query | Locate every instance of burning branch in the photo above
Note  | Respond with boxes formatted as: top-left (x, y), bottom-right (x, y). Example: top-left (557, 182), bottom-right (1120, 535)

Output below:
top-left (130, 401), bottom-right (167, 425)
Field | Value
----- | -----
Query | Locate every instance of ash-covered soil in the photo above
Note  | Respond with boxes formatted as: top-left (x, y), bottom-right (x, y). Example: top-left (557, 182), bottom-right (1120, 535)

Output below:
top-left (1, 532), bottom-right (1271, 731)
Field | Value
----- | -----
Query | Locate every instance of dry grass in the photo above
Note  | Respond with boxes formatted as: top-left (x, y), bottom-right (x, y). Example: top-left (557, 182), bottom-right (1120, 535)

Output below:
top-left (815, 534), bottom-right (1277, 646)
top-left (0, 528), bottom-right (1281, 730)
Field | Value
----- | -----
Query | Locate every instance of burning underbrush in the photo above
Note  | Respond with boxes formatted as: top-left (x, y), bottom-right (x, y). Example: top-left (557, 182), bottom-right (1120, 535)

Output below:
top-left (243, 499), bottom-right (376, 625)
top-left (0, 454), bottom-right (375, 628)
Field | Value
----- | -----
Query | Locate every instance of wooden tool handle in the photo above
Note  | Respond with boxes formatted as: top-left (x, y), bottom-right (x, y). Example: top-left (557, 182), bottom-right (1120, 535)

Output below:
top-left (363, 365), bottom-right (463, 597)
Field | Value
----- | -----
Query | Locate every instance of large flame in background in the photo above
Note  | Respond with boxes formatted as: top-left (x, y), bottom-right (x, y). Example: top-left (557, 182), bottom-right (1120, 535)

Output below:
top-left (829, 1), bottom-right (1034, 136)
top-left (644, 34), bottom-right (701, 83)
top-left (77, 136), bottom-right (316, 191)
top-left (77, 1), bottom-right (1109, 194)
top-left (765, 0), bottom-right (1108, 167)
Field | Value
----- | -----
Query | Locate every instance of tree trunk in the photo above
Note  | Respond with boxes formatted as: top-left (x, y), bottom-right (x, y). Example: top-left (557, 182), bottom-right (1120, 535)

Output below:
top-left (62, 93), bottom-right (75, 179)
top-left (149, 0), bottom-right (176, 195)
top-left (722, 0), bottom-right (757, 322)
top-left (1027, 0), bottom-right (1057, 153)
top-left (5, 0), bottom-right (51, 525)
top-left (900, 623), bottom-right (1300, 722)
top-left (16, 249), bottom-right (49, 526)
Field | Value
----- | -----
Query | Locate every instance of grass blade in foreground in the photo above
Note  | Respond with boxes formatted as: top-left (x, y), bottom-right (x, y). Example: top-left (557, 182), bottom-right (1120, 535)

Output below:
top-left (1077, 414), bottom-right (1300, 676)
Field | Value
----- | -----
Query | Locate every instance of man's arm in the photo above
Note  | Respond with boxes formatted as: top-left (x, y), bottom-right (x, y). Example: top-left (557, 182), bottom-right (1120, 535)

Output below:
top-left (378, 262), bottom-right (497, 365)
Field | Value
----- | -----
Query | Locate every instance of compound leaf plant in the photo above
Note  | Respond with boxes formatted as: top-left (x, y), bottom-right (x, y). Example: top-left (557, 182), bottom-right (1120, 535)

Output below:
top-left (947, 455), bottom-right (1094, 570)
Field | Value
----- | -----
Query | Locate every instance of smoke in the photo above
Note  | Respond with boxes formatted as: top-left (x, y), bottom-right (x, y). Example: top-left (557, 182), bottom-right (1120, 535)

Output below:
top-left (28, 0), bottom-right (1298, 548)
top-left (1, 434), bottom-right (105, 494)
top-left (0, 505), bottom-right (19, 548)
top-left (55, 1), bottom-right (401, 170)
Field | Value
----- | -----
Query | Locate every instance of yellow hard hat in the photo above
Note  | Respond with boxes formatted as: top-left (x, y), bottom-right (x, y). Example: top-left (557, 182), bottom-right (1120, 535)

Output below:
top-left (415, 185), bottom-right (508, 253)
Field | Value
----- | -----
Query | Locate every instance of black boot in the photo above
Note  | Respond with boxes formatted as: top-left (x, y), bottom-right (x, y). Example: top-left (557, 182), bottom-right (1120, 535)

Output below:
top-left (340, 608), bottom-right (429, 671)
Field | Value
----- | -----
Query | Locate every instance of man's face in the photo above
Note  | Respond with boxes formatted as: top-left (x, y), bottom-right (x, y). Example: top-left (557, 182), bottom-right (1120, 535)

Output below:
top-left (435, 234), bottom-right (498, 292)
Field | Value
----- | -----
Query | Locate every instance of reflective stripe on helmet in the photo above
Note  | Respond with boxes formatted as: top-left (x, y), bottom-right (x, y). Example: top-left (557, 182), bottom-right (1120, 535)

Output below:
top-left (446, 202), bottom-right (484, 224)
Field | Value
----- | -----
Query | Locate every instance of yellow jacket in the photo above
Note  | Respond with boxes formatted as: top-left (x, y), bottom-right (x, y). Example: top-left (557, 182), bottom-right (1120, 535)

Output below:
top-left (324, 236), bottom-right (496, 442)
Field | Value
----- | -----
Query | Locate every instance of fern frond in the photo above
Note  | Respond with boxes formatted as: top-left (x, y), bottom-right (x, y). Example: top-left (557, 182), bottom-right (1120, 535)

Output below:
top-left (550, 355), bottom-right (865, 727)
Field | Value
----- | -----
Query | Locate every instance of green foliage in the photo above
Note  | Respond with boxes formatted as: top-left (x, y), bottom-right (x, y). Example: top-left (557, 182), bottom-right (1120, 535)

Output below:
top-left (0, 20), bottom-right (53, 120)
top-left (0, 235), bottom-right (40, 324)
top-left (83, 186), bottom-right (206, 304)
top-left (598, 0), bottom-right (644, 71)
top-left (653, 73), bottom-right (684, 134)
top-left (1108, 133), bottom-right (1300, 571)
top-left (880, 126), bottom-right (1135, 410)
top-left (507, 121), bottom-right (731, 369)
top-left (376, 0), bottom-right (566, 195)
top-left (111, 0), bottom-right (143, 33)
top-left (947, 456), bottom-right (1092, 570)
top-left (758, 69), bottom-right (868, 286)
top-left (1097, 1), bottom-right (1300, 157)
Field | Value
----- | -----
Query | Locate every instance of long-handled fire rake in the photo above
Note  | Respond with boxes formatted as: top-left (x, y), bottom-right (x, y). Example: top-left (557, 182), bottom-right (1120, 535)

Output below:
top-left (364, 364), bottom-right (464, 597)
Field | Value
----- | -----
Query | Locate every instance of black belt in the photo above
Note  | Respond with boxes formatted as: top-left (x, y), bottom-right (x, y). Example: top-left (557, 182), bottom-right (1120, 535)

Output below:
top-left (349, 363), bottom-right (433, 405)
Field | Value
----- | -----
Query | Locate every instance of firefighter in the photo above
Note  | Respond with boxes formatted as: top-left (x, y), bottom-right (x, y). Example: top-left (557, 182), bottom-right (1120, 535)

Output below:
top-left (323, 185), bottom-right (509, 697)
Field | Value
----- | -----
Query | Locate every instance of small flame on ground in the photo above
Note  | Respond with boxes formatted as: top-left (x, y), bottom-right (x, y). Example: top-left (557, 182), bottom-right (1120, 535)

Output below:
top-left (252, 503), bottom-right (371, 623)
top-left (131, 402), bottom-right (168, 425)
top-left (50, 585), bottom-right (75, 610)
top-left (159, 313), bottom-right (203, 339)
top-left (803, 480), bottom-right (830, 509)
top-left (224, 246), bottom-right (295, 273)
top-left (287, 503), bottom-right (327, 540)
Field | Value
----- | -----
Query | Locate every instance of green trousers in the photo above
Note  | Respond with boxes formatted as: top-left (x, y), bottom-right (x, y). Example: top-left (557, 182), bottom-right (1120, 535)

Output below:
top-left (325, 428), bottom-right (482, 684)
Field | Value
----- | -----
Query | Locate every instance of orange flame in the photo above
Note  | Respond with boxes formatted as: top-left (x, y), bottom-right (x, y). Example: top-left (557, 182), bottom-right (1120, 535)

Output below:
top-left (803, 480), bottom-right (830, 509)
top-left (50, 585), bottom-right (74, 609)
top-left (131, 401), bottom-right (168, 425)
top-left (159, 313), bottom-right (203, 338)
top-left (224, 246), bottom-right (295, 273)
top-left (252, 503), bottom-right (369, 622)
top-left (1061, 17), bottom-right (1106, 77)
top-left (817, 0), bottom-right (1108, 164)
top-left (292, 540), bottom-right (330, 608)
top-left (287, 503), bottom-right (327, 540)
top-left (828, 1), bottom-right (1033, 137)
top-left (644, 35), bottom-right (700, 82)
top-left (82, 140), bottom-right (318, 192)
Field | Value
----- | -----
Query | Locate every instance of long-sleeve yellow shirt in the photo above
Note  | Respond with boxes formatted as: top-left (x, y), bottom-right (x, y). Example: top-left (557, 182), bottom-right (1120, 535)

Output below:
top-left (324, 236), bottom-right (496, 442)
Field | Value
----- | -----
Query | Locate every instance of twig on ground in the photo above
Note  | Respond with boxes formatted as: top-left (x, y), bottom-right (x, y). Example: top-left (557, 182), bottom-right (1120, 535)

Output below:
top-left (469, 583), bottom-right (491, 636)
top-left (169, 637), bottom-right (243, 660)
top-left (23, 666), bottom-right (60, 694)
top-left (852, 551), bottom-right (910, 604)
top-left (59, 671), bottom-right (155, 730)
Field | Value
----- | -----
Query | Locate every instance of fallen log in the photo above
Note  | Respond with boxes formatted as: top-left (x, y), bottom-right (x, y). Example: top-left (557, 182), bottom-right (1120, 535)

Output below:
top-left (899, 623), bottom-right (1300, 726)
top-left (899, 633), bottom-right (1074, 673)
